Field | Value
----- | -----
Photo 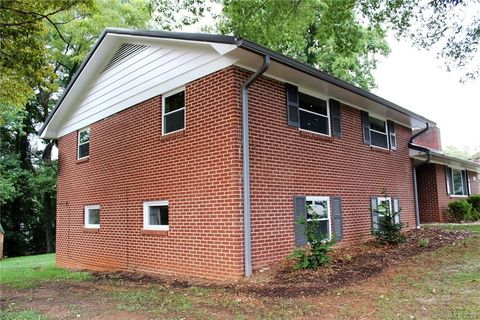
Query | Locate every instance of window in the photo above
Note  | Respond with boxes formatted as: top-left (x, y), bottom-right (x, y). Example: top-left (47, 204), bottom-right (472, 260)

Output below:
top-left (143, 200), bottom-right (169, 231)
top-left (78, 127), bottom-right (90, 159)
top-left (84, 205), bottom-right (100, 228)
top-left (305, 196), bottom-right (331, 240)
top-left (372, 197), bottom-right (400, 231)
top-left (452, 169), bottom-right (465, 195)
top-left (299, 93), bottom-right (330, 136)
top-left (376, 197), bottom-right (392, 227)
top-left (369, 116), bottom-right (389, 149)
top-left (162, 89), bottom-right (185, 135)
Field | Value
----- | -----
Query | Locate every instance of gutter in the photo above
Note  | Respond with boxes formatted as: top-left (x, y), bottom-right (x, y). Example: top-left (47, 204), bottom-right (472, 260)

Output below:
top-left (241, 55), bottom-right (270, 277)
top-left (408, 123), bottom-right (431, 229)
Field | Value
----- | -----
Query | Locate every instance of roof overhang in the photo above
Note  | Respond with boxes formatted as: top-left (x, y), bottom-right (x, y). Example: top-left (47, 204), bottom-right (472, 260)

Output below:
top-left (40, 28), bottom-right (436, 139)
top-left (410, 144), bottom-right (480, 173)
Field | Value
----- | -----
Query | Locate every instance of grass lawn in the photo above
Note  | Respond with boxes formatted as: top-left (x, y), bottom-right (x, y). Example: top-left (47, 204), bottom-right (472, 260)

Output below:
top-left (424, 223), bottom-right (480, 233)
top-left (1, 226), bottom-right (479, 319)
top-left (0, 253), bottom-right (92, 289)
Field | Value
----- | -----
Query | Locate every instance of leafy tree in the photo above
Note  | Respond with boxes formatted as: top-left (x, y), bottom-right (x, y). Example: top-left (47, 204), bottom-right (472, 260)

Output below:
top-left (219, 0), bottom-right (390, 90)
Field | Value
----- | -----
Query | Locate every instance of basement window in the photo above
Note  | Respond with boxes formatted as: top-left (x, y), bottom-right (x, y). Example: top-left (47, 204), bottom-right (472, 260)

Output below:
top-left (162, 88), bottom-right (185, 135)
top-left (78, 127), bottom-right (90, 159)
top-left (305, 196), bottom-right (331, 240)
top-left (84, 205), bottom-right (100, 228)
top-left (143, 200), bottom-right (169, 231)
top-left (369, 116), bottom-right (389, 149)
top-left (299, 93), bottom-right (330, 136)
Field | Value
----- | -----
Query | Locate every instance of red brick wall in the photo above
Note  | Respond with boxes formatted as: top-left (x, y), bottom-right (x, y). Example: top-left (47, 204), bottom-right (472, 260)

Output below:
top-left (413, 127), bottom-right (442, 151)
top-left (238, 69), bottom-right (417, 269)
top-left (469, 171), bottom-right (479, 195)
top-left (416, 164), bottom-right (440, 223)
top-left (56, 67), bottom-right (245, 280)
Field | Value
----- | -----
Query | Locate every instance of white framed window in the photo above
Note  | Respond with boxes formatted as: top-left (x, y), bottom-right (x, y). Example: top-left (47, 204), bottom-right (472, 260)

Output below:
top-left (452, 169), bottom-right (466, 196)
top-left (143, 200), bottom-right (169, 231)
top-left (305, 196), bottom-right (331, 240)
top-left (369, 116), bottom-right (389, 149)
top-left (84, 205), bottom-right (100, 228)
top-left (298, 92), bottom-right (331, 136)
top-left (78, 127), bottom-right (90, 159)
top-left (162, 88), bottom-right (185, 135)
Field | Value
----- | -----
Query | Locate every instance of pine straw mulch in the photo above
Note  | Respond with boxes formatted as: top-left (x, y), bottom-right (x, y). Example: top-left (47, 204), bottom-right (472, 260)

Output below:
top-left (92, 228), bottom-right (473, 298)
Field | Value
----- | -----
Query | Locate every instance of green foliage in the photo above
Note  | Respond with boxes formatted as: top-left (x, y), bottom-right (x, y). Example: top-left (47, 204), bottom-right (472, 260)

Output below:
top-left (372, 193), bottom-right (405, 244)
top-left (0, 308), bottom-right (49, 320)
top-left (417, 238), bottom-right (429, 248)
top-left (289, 205), bottom-right (335, 270)
top-left (0, 254), bottom-right (92, 289)
top-left (467, 195), bottom-right (480, 216)
top-left (219, 0), bottom-right (390, 90)
top-left (446, 200), bottom-right (473, 223)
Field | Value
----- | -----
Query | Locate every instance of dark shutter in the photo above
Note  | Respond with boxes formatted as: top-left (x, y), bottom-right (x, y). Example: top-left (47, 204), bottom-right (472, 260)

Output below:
top-left (445, 166), bottom-right (453, 195)
top-left (463, 170), bottom-right (469, 195)
top-left (387, 120), bottom-right (396, 150)
top-left (393, 197), bottom-right (400, 224)
top-left (371, 196), bottom-right (378, 231)
top-left (294, 196), bottom-right (307, 246)
top-left (329, 99), bottom-right (342, 138)
top-left (332, 196), bottom-right (343, 241)
top-left (286, 84), bottom-right (300, 127)
top-left (361, 111), bottom-right (371, 145)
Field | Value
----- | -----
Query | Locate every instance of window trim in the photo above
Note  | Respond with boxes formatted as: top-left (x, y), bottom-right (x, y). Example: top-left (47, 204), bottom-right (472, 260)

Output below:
top-left (368, 115), bottom-right (390, 150)
top-left (298, 90), bottom-right (331, 137)
top-left (162, 87), bottom-right (186, 136)
top-left (376, 197), bottom-right (392, 217)
top-left (451, 168), bottom-right (466, 196)
top-left (77, 127), bottom-right (90, 160)
top-left (143, 200), bottom-right (169, 231)
top-left (305, 196), bottom-right (331, 240)
top-left (84, 205), bottom-right (100, 229)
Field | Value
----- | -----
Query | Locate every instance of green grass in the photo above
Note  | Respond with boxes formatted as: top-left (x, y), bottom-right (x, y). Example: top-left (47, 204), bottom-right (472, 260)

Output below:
top-left (0, 253), bottom-right (92, 289)
top-left (0, 308), bottom-right (49, 320)
top-left (424, 223), bottom-right (480, 232)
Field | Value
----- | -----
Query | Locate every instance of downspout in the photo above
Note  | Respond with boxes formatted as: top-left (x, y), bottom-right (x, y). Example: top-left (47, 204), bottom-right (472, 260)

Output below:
top-left (410, 123), bottom-right (431, 229)
top-left (241, 55), bottom-right (270, 277)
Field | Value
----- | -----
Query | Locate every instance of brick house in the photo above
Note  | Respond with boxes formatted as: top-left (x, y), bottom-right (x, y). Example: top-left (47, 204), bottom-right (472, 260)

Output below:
top-left (40, 29), bottom-right (480, 280)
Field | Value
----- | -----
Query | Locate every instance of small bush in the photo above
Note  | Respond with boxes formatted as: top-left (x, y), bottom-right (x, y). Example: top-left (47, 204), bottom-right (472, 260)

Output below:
top-left (372, 192), bottom-right (405, 245)
top-left (446, 200), bottom-right (472, 222)
top-left (466, 195), bottom-right (480, 219)
top-left (289, 206), bottom-right (335, 270)
top-left (417, 238), bottom-right (429, 247)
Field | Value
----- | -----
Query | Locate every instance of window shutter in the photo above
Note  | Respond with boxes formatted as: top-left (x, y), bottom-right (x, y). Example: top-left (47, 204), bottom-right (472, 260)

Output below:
top-left (294, 196), bottom-right (307, 246)
top-left (387, 120), bottom-right (396, 150)
top-left (445, 166), bottom-right (453, 195)
top-left (329, 99), bottom-right (342, 138)
top-left (467, 172), bottom-right (472, 195)
top-left (361, 111), bottom-right (371, 145)
top-left (393, 197), bottom-right (400, 224)
top-left (332, 196), bottom-right (343, 241)
top-left (463, 170), bottom-right (469, 195)
top-left (371, 196), bottom-right (379, 231)
top-left (286, 84), bottom-right (300, 127)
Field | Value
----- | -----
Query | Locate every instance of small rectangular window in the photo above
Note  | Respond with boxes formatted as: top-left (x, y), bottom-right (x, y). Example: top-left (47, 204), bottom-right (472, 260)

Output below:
top-left (299, 93), bottom-right (330, 136)
top-left (78, 127), bottom-right (90, 159)
top-left (143, 200), bottom-right (169, 231)
top-left (305, 196), bottom-right (331, 240)
top-left (452, 169), bottom-right (465, 195)
top-left (369, 116), bottom-right (389, 149)
top-left (163, 89), bottom-right (185, 135)
top-left (84, 205), bottom-right (100, 228)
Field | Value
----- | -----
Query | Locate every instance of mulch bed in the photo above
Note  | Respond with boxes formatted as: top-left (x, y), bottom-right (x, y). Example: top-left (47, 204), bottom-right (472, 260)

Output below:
top-left (91, 228), bottom-right (473, 298)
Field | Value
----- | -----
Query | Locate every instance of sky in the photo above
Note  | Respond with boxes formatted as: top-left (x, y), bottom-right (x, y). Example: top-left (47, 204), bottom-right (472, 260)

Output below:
top-left (372, 37), bottom-right (479, 152)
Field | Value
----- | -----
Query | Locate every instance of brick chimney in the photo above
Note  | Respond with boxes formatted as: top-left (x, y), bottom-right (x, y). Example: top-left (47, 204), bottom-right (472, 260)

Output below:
top-left (412, 126), bottom-right (442, 152)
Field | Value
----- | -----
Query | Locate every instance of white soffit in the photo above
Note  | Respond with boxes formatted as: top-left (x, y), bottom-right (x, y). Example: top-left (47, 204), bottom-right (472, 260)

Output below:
top-left (409, 149), bottom-right (480, 173)
top-left (43, 33), bottom-right (238, 139)
top-left (229, 49), bottom-right (424, 129)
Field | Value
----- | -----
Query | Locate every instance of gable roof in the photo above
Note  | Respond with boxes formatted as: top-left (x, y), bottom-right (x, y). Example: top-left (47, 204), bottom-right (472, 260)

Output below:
top-left (40, 28), bottom-right (436, 139)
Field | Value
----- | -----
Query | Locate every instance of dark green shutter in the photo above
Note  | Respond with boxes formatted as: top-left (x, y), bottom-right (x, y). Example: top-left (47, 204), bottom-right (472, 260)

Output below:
top-left (329, 99), bottom-right (342, 138)
top-left (286, 84), bottom-right (300, 127)
top-left (462, 170), bottom-right (469, 195)
top-left (393, 197), bottom-right (400, 224)
top-left (387, 120), bottom-right (396, 150)
top-left (332, 196), bottom-right (343, 241)
top-left (445, 166), bottom-right (453, 195)
top-left (294, 196), bottom-right (307, 246)
top-left (371, 196), bottom-right (379, 231)
top-left (361, 111), bottom-right (371, 145)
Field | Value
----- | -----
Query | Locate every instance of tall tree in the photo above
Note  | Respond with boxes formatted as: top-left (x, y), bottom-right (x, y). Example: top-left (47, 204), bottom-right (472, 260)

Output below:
top-left (219, 0), bottom-right (390, 90)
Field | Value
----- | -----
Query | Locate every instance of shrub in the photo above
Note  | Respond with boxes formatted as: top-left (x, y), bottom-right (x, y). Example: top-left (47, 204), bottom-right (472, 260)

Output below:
top-left (288, 206), bottom-right (335, 270)
top-left (372, 192), bottom-right (405, 245)
top-left (417, 238), bottom-right (429, 247)
top-left (446, 200), bottom-right (472, 222)
top-left (466, 195), bottom-right (480, 219)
